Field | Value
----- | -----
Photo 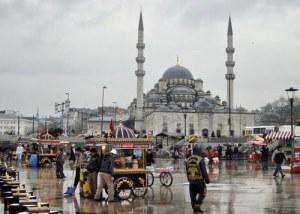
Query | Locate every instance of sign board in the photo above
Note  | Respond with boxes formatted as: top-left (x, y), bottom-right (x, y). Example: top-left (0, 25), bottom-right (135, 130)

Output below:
top-left (294, 137), bottom-right (300, 147)
top-left (295, 124), bottom-right (300, 137)
top-left (112, 144), bottom-right (150, 149)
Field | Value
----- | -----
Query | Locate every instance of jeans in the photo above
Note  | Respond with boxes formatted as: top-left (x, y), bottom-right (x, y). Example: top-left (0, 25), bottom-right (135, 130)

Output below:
top-left (273, 164), bottom-right (283, 176)
top-left (189, 182), bottom-right (206, 211)
top-left (56, 163), bottom-right (65, 178)
top-left (16, 153), bottom-right (22, 164)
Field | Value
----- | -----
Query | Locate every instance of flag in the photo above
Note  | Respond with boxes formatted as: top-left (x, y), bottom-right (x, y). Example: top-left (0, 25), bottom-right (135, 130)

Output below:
top-left (109, 118), bottom-right (114, 133)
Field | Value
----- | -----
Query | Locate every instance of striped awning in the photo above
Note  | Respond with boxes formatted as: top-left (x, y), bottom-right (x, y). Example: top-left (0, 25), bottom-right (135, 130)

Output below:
top-left (265, 131), bottom-right (291, 141)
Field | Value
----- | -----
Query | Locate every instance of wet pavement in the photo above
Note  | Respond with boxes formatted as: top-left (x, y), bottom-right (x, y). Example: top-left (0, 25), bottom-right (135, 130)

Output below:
top-left (2, 160), bottom-right (300, 214)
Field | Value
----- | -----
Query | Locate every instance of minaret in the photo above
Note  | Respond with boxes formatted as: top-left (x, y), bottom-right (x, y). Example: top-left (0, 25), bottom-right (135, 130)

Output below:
top-left (225, 16), bottom-right (235, 136)
top-left (134, 11), bottom-right (145, 132)
top-left (225, 16), bottom-right (235, 110)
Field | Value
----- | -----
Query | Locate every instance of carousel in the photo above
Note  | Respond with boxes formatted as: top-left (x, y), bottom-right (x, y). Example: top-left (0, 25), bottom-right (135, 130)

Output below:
top-left (87, 122), bottom-right (152, 200)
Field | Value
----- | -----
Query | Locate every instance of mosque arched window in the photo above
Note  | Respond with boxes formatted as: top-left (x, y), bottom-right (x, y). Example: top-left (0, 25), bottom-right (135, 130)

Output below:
top-left (202, 128), bottom-right (209, 138)
top-left (189, 123), bottom-right (194, 135)
top-left (162, 122), bottom-right (168, 132)
top-left (176, 123), bottom-right (181, 134)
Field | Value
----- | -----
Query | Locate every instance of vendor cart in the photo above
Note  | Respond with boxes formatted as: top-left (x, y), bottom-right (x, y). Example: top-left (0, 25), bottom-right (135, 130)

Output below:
top-left (91, 137), bottom-right (152, 200)
top-left (35, 139), bottom-right (69, 167)
top-left (27, 132), bottom-right (69, 167)
top-left (146, 165), bottom-right (174, 187)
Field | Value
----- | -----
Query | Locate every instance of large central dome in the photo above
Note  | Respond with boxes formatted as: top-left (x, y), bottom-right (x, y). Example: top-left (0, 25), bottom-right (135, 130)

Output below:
top-left (162, 65), bottom-right (194, 80)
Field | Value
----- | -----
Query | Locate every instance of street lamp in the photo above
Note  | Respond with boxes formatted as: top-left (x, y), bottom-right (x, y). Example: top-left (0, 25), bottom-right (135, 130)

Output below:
top-left (65, 92), bottom-right (70, 136)
top-left (285, 87), bottom-right (298, 137)
top-left (113, 101), bottom-right (117, 126)
top-left (101, 86), bottom-right (107, 136)
top-left (285, 87), bottom-right (298, 162)
top-left (184, 113), bottom-right (187, 137)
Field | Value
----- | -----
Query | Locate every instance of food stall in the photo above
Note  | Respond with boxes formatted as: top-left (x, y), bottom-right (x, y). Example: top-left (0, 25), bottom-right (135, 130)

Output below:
top-left (90, 137), bottom-right (152, 199)
top-left (28, 132), bottom-right (69, 167)
top-left (88, 122), bottom-right (153, 200)
top-left (246, 140), bottom-right (266, 162)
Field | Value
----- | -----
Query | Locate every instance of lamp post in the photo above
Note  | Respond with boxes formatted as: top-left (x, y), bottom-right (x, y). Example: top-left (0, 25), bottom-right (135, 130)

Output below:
top-left (285, 87), bottom-right (298, 160)
top-left (113, 101), bottom-right (117, 126)
top-left (17, 114), bottom-right (20, 136)
top-left (32, 115), bottom-right (35, 134)
top-left (65, 92), bottom-right (70, 136)
top-left (101, 86), bottom-right (107, 136)
top-left (184, 113), bottom-right (187, 137)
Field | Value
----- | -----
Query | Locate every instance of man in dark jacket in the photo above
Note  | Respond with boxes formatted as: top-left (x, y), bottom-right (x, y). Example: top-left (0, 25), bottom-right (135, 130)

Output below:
top-left (56, 148), bottom-right (65, 178)
top-left (146, 149), bottom-right (155, 166)
top-left (87, 148), bottom-right (99, 198)
top-left (272, 146), bottom-right (287, 178)
top-left (186, 144), bottom-right (210, 214)
top-left (69, 144), bottom-right (76, 169)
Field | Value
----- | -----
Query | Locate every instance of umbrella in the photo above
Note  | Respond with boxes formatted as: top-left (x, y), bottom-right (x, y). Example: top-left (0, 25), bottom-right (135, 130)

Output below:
top-left (246, 140), bottom-right (267, 146)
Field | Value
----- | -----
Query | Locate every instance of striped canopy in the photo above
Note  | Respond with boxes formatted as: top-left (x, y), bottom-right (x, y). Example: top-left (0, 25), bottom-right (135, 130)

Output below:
top-left (265, 131), bottom-right (291, 141)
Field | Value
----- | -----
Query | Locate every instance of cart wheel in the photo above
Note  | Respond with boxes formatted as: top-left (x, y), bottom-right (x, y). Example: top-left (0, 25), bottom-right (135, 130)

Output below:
top-left (159, 172), bottom-right (173, 187)
top-left (114, 177), bottom-right (134, 200)
top-left (147, 171), bottom-right (154, 187)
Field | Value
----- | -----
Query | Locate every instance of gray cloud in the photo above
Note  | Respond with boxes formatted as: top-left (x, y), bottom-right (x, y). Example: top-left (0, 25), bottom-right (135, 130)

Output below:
top-left (0, 0), bottom-right (300, 116)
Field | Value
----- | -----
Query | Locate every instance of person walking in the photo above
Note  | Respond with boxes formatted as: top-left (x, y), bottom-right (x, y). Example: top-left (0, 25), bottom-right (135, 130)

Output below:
top-left (233, 144), bottom-right (239, 160)
top-left (73, 147), bottom-right (84, 193)
top-left (261, 146), bottom-right (269, 162)
top-left (272, 146), bottom-right (287, 178)
top-left (146, 149), bottom-right (155, 166)
top-left (94, 149), bottom-right (117, 202)
top-left (69, 144), bottom-right (76, 170)
top-left (86, 148), bottom-right (99, 198)
top-left (56, 148), bottom-right (66, 178)
top-left (16, 144), bottom-right (24, 165)
top-left (186, 144), bottom-right (210, 214)
top-left (217, 144), bottom-right (222, 160)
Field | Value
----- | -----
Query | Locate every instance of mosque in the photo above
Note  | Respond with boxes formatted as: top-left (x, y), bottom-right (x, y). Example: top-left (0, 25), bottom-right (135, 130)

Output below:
top-left (128, 12), bottom-right (255, 137)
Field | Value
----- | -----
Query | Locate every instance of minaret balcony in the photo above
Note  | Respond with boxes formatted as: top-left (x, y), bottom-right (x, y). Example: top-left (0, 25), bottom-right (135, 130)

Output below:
top-left (225, 73), bottom-right (235, 80)
top-left (226, 47), bottom-right (235, 53)
top-left (135, 70), bottom-right (145, 76)
top-left (225, 61), bottom-right (235, 67)
top-left (136, 56), bottom-right (145, 63)
top-left (136, 43), bottom-right (145, 49)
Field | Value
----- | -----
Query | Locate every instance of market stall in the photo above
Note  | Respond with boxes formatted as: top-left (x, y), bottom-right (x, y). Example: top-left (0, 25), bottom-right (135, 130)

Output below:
top-left (27, 132), bottom-right (69, 167)
top-left (90, 137), bottom-right (152, 199)
top-left (246, 139), bottom-right (266, 162)
top-left (90, 123), bottom-right (153, 200)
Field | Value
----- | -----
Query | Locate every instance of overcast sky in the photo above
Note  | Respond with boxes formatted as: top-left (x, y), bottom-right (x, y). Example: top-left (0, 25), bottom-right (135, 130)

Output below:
top-left (0, 0), bottom-right (300, 116)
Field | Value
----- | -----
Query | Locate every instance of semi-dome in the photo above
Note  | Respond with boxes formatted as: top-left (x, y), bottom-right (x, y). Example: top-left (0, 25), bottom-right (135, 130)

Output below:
top-left (162, 65), bottom-right (194, 80)
top-left (113, 123), bottom-right (136, 138)
top-left (146, 93), bottom-right (161, 103)
top-left (168, 86), bottom-right (195, 96)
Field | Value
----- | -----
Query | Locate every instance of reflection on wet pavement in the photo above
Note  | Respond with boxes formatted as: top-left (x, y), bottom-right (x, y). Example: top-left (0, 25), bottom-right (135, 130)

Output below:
top-left (2, 160), bottom-right (300, 213)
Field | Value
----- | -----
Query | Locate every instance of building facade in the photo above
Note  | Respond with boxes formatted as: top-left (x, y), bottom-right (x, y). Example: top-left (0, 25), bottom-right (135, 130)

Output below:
top-left (129, 14), bottom-right (256, 137)
top-left (0, 111), bottom-right (33, 136)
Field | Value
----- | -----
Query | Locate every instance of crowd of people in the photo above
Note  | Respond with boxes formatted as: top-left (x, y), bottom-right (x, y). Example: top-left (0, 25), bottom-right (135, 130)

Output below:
top-left (0, 139), bottom-right (290, 214)
top-left (58, 145), bottom-right (119, 202)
